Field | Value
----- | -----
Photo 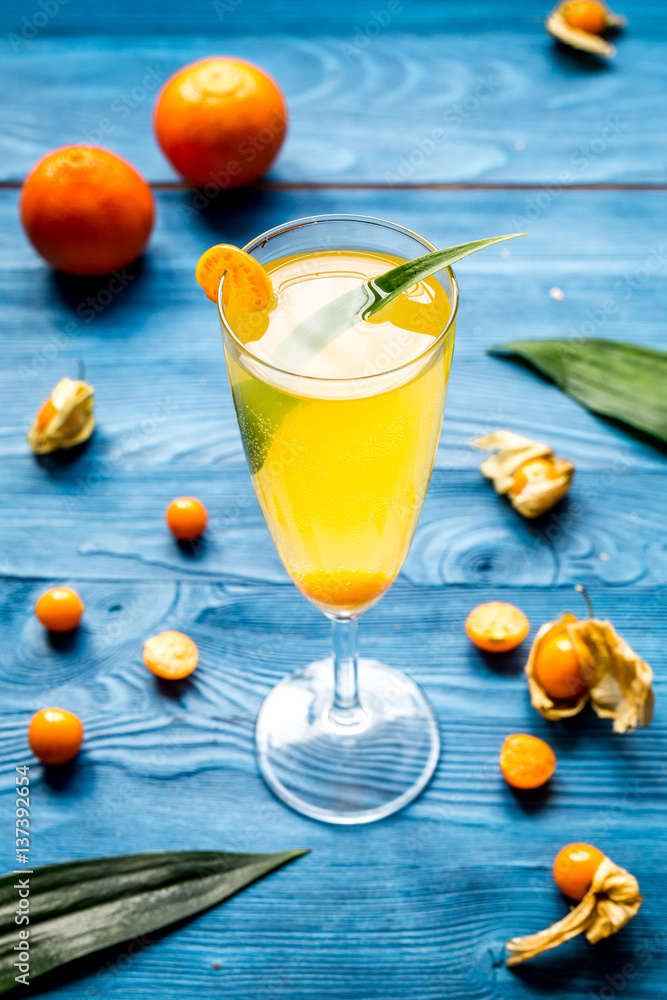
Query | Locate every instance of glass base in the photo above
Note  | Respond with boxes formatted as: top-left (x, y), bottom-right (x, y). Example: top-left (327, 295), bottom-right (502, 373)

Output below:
top-left (255, 658), bottom-right (440, 825)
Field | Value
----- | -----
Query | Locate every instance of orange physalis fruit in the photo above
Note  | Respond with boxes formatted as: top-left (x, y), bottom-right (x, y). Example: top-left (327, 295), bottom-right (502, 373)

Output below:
top-left (534, 630), bottom-right (587, 701)
top-left (36, 399), bottom-right (58, 431)
top-left (35, 586), bottom-right (85, 632)
top-left (196, 243), bottom-right (273, 310)
top-left (553, 842), bottom-right (606, 900)
top-left (562, 1), bottom-right (607, 34)
top-left (465, 602), bottom-right (530, 653)
top-left (29, 708), bottom-right (84, 765)
top-left (499, 733), bottom-right (556, 790)
top-left (166, 496), bottom-right (208, 540)
top-left (511, 457), bottom-right (561, 498)
top-left (143, 630), bottom-right (199, 680)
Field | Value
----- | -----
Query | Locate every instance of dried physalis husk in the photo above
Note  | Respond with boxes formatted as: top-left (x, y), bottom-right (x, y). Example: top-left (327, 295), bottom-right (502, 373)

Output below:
top-left (28, 377), bottom-right (95, 455)
top-left (472, 430), bottom-right (574, 518)
top-left (526, 615), bottom-right (654, 733)
top-left (506, 855), bottom-right (642, 965)
top-left (547, 2), bottom-right (626, 58)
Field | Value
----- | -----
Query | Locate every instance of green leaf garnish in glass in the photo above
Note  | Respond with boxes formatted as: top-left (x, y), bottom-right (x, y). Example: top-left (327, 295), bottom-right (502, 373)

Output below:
top-left (273, 232), bottom-right (526, 369)
top-left (224, 232), bottom-right (527, 470)
top-left (362, 233), bottom-right (526, 319)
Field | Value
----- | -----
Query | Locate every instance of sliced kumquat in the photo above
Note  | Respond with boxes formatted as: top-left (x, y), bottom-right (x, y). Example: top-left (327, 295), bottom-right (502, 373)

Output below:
top-left (196, 243), bottom-right (273, 310)
top-left (35, 586), bottom-right (85, 632)
top-left (166, 496), bottom-right (207, 540)
top-left (553, 842), bottom-right (606, 900)
top-left (143, 630), bottom-right (199, 680)
top-left (29, 708), bottom-right (83, 765)
top-left (500, 733), bottom-right (557, 790)
top-left (534, 629), bottom-right (587, 700)
top-left (465, 601), bottom-right (530, 653)
top-left (36, 398), bottom-right (58, 431)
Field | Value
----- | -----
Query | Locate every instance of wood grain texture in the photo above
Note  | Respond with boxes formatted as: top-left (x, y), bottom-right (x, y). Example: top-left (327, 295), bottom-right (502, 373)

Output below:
top-left (1, 184), bottom-right (665, 592)
top-left (1, 581), bottom-right (666, 998)
top-left (3, 0), bottom-right (667, 36)
top-left (1, 30), bottom-right (666, 183)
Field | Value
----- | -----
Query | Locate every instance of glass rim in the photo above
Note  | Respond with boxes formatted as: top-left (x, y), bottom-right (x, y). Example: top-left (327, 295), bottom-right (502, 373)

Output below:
top-left (216, 213), bottom-right (459, 386)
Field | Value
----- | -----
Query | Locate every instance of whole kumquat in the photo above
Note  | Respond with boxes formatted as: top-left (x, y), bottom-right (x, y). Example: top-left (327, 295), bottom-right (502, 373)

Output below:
top-left (143, 631), bottom-right (199, 680)
top-left (166, 496), bottom-right (208, 540)
top-left (534, 629), bottom-right (587, 700)
top-left (511, 457), bottom-right (561, 498)
top-left (553, 842), bottom-right (606, 900)
top-left (499, 733), bottom-right (556, 790)
top-left (35, 586), bottom-right (85, 632)
top-left (562, 0), bottom-right (608, 34)
top-left (29, 708), bottom-right (83, 765)
top-left (196, 243), bottom-right (273, 309)
top-left (465, 602), bottom-right (530, 653)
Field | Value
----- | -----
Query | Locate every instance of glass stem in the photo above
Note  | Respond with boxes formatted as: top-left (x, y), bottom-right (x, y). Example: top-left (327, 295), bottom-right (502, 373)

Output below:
top-left (330, 616), bottom-right (362, 725)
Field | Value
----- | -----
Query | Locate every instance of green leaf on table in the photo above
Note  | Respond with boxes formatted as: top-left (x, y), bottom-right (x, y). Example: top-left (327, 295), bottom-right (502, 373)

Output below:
top-left (0, 849), bottom-right (307, 994)
top-left (489, 339), bottom-right (667, 444)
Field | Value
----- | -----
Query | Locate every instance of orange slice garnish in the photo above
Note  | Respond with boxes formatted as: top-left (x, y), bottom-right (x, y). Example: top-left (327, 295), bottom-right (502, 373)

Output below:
top-left (196, 243), bottom-right (272, 310)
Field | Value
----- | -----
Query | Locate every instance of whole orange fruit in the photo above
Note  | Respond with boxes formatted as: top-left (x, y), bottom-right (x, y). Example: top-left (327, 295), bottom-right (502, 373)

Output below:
top-left (20, 146), bottom-right (154, 275)
top-left (154, 58), bottom-right (287, 189)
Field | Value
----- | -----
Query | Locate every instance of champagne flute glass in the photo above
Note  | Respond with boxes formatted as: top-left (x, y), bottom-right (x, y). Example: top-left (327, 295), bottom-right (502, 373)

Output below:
top-left (218, 214), bottom-right (458, 824)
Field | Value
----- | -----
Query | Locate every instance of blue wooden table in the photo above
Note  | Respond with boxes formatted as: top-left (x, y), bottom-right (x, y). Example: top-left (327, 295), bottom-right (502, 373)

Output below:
top-left (1, 1), bottom-right (666, 997)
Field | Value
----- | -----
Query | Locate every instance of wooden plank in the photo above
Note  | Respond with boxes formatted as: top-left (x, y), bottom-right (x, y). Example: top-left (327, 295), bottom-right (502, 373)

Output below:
top-left (1, 30), bottom-right (666, 183)
top-left (2, 184), bottom-right (665, 583)
top-left (1, 579), bottom-right (665, 998)
top-left (3, 0), bottom-right (666, 37)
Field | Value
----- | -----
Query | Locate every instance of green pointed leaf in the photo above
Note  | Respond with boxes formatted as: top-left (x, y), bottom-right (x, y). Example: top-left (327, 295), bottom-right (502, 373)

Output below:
top-left (0, 849), bottom-right (307, 993)
top-left (264, 233), bottom-right (527, 367)
top-left (489, 339), bottom-right (667, 444)
top-left (364, 233), bottom-right (526, 318)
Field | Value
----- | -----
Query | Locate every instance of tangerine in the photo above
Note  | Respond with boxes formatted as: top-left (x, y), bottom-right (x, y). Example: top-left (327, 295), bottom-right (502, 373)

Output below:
top-left (154, 58), bottom-right (287, 189)
top-left (20, 146), bottom-right (154, 275)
